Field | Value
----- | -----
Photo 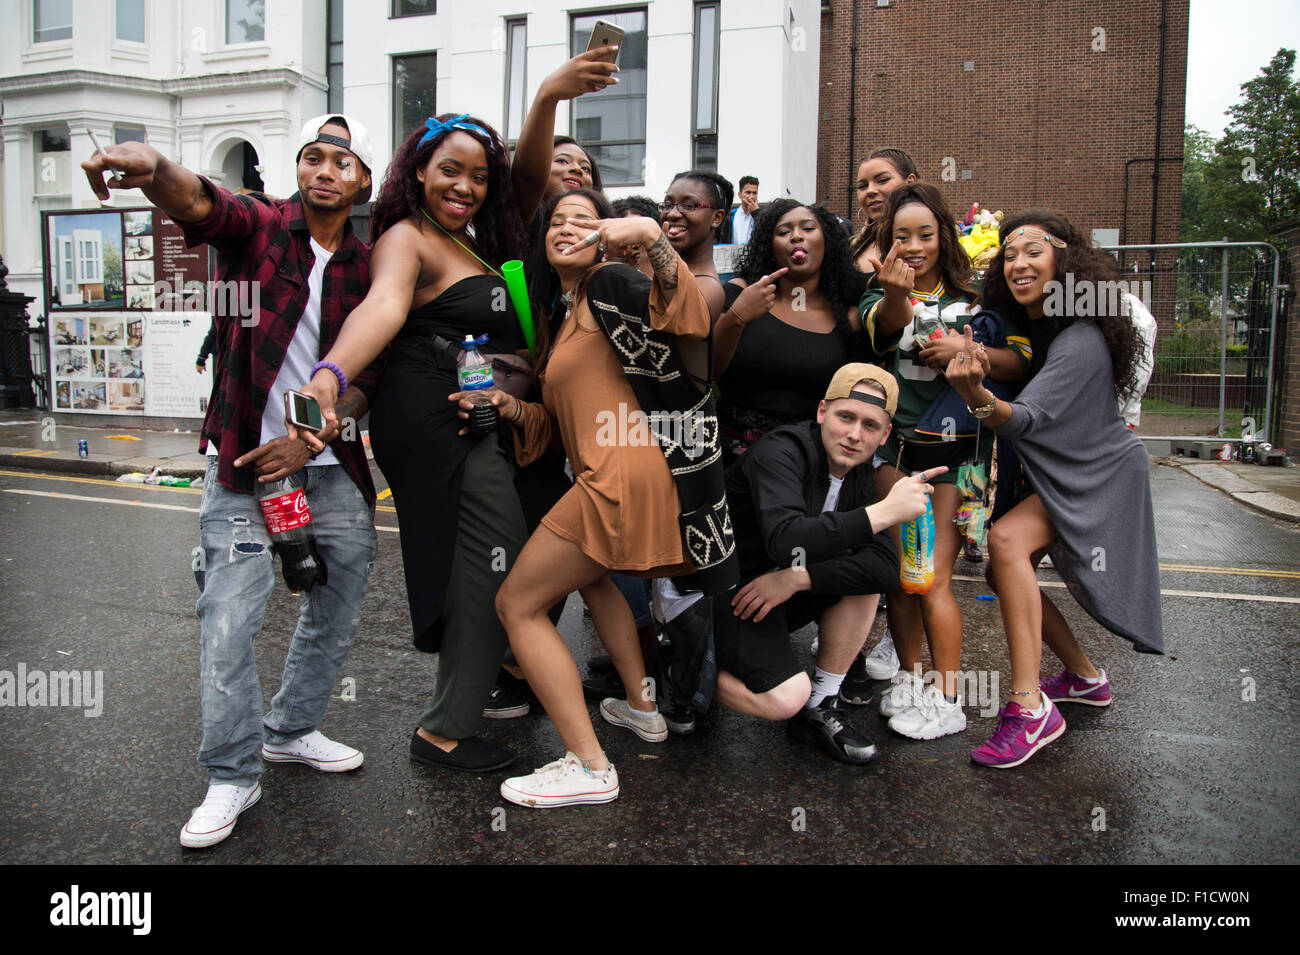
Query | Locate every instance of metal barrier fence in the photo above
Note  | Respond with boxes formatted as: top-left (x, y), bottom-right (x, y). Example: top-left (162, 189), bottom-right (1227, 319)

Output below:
top-left (1101, 241), bottom-right (1286, 445)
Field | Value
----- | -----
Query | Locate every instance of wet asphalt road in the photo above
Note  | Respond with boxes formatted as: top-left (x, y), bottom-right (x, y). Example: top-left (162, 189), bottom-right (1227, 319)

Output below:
top-left (0, 462), bottom-right (1297, 865)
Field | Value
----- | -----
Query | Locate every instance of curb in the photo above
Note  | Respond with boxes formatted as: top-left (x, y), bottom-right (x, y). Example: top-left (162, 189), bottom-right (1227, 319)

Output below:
top-left (0, 452), bottom-right (207, 480)
top-left (1161, 459), bottom-right (1300, 523)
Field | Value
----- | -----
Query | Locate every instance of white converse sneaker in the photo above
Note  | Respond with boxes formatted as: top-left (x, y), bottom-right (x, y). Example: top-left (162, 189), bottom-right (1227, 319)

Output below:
top-left (879, 667), bottom-right (923, 718)
top-left (262, 730), bottom-right (364, 772)
top-left (180, 780), bottom-right (262, 849)
top-left (863, 632), bottom-right (900, 680)
top-left (500, 752), bottom-right (620, 808)
top-left (888, 684), bottom-right (968, 740)
top-left (599, 698), bottom-right (668, 743)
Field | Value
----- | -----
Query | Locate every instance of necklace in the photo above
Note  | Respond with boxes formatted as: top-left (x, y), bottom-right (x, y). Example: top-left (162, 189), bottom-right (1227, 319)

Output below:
top-left (418, 205), bottom-right (501, 278)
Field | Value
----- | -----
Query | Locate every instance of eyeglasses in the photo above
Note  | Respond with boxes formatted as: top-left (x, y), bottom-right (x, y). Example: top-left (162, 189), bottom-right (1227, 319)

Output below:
top-left (658, 200), bottom-right (718, 215)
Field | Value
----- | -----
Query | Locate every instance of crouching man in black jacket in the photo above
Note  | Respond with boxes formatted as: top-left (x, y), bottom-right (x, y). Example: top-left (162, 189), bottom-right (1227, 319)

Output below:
top-left (711, 364), bottom-right (944, 762)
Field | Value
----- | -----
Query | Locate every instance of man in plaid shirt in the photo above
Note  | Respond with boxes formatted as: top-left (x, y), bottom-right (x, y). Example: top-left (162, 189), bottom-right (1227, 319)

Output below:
top-left (84, 115), bottom-right (384, 849)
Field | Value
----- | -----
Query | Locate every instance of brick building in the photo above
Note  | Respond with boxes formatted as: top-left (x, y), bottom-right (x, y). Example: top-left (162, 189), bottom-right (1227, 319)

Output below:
top-left (815, 0), bottom-right (1189, 252)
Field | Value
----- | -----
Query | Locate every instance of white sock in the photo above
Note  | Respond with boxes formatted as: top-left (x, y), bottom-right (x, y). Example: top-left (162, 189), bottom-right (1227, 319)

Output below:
top-left (623, 703), bottom-right (660, 721)
top-left (1079, 670), bottom-right (1106, 685)
top-left (1025, 697), bottom-right (1048, 718)
top-left (806, 668), bottom-right (845, 709)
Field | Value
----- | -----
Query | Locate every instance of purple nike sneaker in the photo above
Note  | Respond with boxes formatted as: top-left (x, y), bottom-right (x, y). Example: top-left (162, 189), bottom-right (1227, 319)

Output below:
top-left (970, 698), bottom-right (1066, 769)
top-left (1040, 668), bottom-right (1111, 707)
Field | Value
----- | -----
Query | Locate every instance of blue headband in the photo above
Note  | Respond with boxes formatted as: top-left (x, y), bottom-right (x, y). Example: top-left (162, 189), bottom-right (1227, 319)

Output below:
top-left (418, 114), bottom-right (493, 149)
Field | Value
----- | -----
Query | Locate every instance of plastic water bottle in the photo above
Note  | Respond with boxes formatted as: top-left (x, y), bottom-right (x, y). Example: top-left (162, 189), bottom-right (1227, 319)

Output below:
top-left (457, 334), bottom-right (498, 437)
top-left (900, 494), bottom-right (936, 595)
top-left (257, 472), bottom-right (327, 593)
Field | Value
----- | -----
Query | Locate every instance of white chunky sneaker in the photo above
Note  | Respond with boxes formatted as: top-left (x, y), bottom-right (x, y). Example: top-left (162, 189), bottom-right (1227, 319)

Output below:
top-left (879, 667), bottom-right (924, 718)
top-left (500, 752), bottom-right (619, 808)
top-left (180, 780), bottom-right (262, 849)
top-left (262, 730), bottom-right (364, 772)
top-left (863, 631), bottom-right (901, 680)
top-left (599, 698), bottom-right (668, 743)
top-left (888, 684), bottom-right (968, 740)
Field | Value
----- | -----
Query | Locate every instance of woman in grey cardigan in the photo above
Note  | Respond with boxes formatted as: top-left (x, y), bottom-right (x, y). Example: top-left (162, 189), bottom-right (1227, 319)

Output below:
top-left (944, 208), bottom-right (1160, 769)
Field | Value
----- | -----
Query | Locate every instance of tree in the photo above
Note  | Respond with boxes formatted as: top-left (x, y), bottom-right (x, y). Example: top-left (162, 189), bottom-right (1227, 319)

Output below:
top-left (1223, 48), bottom-right (1300, 227)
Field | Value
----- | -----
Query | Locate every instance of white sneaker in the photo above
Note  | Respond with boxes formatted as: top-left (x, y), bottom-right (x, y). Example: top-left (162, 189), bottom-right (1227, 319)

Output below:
top-left (262, 730), bottom-right (364, 772)
top-left (179, 780), bottom-right (262, 849)
top-left (879, 667), bottom-right (923, 718)
top-left (888, 684), bottom-right (968, 740)
top-left (599, 698), bottom-right (668, 743)
top-left (500, 752), bottom-right (620, 808)
top-left (863, 632), bottom-right (900, 680)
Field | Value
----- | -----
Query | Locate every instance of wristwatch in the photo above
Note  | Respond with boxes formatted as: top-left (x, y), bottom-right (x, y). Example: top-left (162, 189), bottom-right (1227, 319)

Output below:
top-left (967, 396), bottom-right (997, 419)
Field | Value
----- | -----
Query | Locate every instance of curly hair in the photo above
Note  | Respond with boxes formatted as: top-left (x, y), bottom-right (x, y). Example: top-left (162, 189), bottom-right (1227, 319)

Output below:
top-left (978, 208), bottom-right (1142, 400)
top-left (733, 199), bottom-right (858, 334)
top-left (612, 195), bottom-right (660, 223)
top-left (553, 136), bottom-right (604, 193)
top-left (524, 187), bottom-right (616, 366)
top-left (670, 170), bottom-right (734, 242)
top-left (849, 148), bottom-right (918, 263)
top-left (873, 182), bottom-right (976, 301)
top-left (369, 114), bottom-right (528, 267)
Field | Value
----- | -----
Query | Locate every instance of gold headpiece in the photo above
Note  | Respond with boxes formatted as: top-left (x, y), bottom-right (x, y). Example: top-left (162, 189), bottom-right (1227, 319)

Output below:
top-left (1002, 226), bottom-right (1066, 249)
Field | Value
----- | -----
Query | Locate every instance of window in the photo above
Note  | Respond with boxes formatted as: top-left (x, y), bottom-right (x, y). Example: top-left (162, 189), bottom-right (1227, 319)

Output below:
top-left (503, 18), bottom-right (527, 143)
top-left (327, 0), bottom-right (344, 113)
top-left (226, 0), bottom-right (264, 45)
top-left (114, 127), bottom-right (147, 145)
top-left (35, 129), bottom-right (71, 197)
top-left (33, 0), bottom-right (72, 42)
top-left (116, 0), bottom-right (144, 42)
top-left (391, 0), bottom-right (435, 17)
top-left (393, 53), bottom-right (437, 149)
top-left (692, 2), bottom-right (720, 172)
top-left (570, 9), bottom-right (647, 186)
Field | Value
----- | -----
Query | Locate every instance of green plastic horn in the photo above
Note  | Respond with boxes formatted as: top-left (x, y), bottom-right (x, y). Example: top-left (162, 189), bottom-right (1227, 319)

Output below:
top-left (501, 260), bottom-right (534, 357)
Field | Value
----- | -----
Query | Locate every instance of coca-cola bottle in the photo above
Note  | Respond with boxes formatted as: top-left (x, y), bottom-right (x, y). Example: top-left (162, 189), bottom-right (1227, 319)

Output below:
top-left (257, 472), bottom-right (328, 593)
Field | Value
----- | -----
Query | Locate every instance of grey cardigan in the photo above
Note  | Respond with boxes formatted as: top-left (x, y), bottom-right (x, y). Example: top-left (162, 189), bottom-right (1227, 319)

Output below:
top-left (996, 321), bottom-right (1164, 654)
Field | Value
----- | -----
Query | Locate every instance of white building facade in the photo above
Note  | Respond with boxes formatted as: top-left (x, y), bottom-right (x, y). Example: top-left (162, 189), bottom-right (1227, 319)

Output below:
top-left (1, 0), bottom-right (820, 316)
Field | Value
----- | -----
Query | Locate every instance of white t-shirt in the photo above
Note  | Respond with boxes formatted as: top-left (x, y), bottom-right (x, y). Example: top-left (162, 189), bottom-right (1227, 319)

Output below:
top-left (207, 237), bottom-right (338, 465)
top-left (822, 474), bottom-right (844, 514)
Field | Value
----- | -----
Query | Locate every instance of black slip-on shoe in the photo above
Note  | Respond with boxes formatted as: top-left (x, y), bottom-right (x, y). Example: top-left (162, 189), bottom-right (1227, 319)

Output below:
top-left (409, 730), bottom-right (516, 773)
top-left (786, 697), bottom-right (878, 764)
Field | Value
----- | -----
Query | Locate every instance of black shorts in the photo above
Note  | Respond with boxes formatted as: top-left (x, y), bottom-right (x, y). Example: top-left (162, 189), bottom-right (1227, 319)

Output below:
top-left (878, 430), bottom-right (978, 484)
top-left (712, 588), bottom-right (842, 694)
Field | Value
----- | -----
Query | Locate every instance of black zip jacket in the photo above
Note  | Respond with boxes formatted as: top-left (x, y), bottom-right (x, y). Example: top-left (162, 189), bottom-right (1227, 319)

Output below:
top-left (724, 421), bottom-right (899, 595)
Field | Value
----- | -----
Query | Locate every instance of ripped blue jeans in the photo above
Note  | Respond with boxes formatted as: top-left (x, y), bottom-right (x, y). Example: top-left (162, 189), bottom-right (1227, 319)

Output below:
top-left (194, 458), bottom-right (377, 783)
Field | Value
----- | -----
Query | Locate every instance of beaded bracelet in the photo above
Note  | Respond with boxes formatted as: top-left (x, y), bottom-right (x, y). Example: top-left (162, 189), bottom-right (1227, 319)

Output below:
top-left (311, 360), bottom-right (347, 397)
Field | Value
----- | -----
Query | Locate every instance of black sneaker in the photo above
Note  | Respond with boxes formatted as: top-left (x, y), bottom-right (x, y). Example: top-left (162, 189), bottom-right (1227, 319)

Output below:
top-left (587, 653), bottom-right (615, 675)
top-left (482, 684), bottom-right (530, 719)
top-left (652, 654), bottom-right (696, 736)
top-left (786, 696), bottom-right (878, 764)
top-left (496, 668), bottom-right (540, 706)
top-left (838, 653), bottom-right (874, 706)
top-left (581, 668), bottom-right (626, 702)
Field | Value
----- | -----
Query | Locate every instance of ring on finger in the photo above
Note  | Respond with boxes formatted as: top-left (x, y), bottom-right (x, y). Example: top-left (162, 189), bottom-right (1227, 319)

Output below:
top-left (582, 231), bottom-right (600, 247)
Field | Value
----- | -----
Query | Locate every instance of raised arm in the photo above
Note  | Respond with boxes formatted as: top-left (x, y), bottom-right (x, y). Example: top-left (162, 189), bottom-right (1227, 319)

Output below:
top-left (82, 142), bottom-right (213, 222)
top-left (863, 240), bottom-right (916, 339)
top-left (712, 270), bottom-right (786, 378)
top-left (511, 49), bottom-right (620, 222)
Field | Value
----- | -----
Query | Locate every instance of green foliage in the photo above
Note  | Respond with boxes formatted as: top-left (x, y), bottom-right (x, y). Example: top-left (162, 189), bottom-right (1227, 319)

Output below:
top-left (1182, 49), bottom-right (1300, 247)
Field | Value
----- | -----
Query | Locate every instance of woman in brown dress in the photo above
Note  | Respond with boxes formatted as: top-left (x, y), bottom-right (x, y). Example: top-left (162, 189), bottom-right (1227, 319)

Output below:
top-left (451, 188), bottom-right (727, 807)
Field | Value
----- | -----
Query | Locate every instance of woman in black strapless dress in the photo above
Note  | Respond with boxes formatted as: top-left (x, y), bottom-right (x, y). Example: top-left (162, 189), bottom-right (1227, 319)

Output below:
top-left (291, 51), bottom-right (621, 774)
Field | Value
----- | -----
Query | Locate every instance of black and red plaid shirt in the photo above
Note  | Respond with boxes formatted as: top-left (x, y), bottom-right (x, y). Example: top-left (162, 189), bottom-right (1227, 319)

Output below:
top-left (180, 178), bottom-right (384, 503)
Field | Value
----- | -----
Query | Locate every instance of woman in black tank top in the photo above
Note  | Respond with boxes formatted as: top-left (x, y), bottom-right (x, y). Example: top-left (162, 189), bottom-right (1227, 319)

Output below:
top-left (713, 200), bottom-right (866, 463)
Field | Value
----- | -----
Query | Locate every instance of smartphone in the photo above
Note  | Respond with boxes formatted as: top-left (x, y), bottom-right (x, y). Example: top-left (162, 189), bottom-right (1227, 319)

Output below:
top-left (286, 390), bottom-right (324, 431)
top-left (585, 19), bottom-right (625, 64)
